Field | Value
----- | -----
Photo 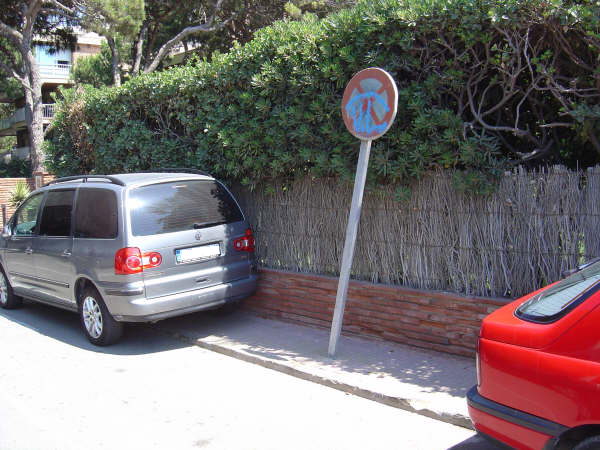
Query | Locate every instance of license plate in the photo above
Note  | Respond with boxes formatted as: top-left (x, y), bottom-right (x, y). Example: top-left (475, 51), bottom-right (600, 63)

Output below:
top-left (176, 243), bottom-right (221, 263)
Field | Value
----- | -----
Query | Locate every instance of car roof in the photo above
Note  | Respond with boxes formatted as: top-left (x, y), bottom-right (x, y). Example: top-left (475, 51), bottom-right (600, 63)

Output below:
top-left (110, 172), bottom-right (213, 186)
top-left (45, 172), bottom-right (214, 189)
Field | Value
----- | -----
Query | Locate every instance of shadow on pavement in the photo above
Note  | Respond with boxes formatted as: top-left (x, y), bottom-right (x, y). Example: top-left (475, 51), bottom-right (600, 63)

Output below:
top-left (447, 434), bottom-right (506, 449)
top-left (0, 300), bottom-right (189, 355)
top-left (157, 308), bottom-right (476, 399)
top-left (2, 298), bottom-right (475, 407)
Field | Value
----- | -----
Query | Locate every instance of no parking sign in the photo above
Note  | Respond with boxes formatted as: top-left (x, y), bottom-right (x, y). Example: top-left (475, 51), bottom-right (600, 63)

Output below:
top-left (342, 68), bottom-right (398, 140)
top-left (328, 68), bottom-right (398, 357)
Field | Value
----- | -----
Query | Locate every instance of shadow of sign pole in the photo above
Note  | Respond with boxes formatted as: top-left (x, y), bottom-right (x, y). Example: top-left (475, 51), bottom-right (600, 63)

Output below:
top-left (328, 68), bottom-right (398, 357)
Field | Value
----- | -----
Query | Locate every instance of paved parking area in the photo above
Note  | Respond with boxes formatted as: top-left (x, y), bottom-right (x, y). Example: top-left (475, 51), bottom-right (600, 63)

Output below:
top-left (0, 302), bottom-right (496, 450)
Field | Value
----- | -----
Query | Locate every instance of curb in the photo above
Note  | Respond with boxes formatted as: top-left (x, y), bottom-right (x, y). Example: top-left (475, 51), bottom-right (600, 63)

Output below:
top-left (155, 327), bottom-right (473, 430)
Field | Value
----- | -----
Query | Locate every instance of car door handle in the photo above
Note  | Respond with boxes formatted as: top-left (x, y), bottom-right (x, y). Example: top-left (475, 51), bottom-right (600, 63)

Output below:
top-left (25, 247), bottom-right (33, 254)
top-left (61, 250), bottom-right (72, 257)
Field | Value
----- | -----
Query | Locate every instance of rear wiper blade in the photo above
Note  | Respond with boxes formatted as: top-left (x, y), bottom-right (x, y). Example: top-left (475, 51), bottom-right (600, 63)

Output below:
top-left (193, 221), bottom-right (226, 229)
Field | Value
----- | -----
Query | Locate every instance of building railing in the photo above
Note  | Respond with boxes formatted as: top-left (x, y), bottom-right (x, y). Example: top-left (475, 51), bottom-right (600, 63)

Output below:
top-left (0, 107), bottom-right (26, 133)
top-left (38, 63), bottom-right (71, 79)
top-left (0, 104), bottom-right (55, 133)
top-left (43, 104), bottom-right (55, 119)
top-left (0, 118), bottom-right (11, 131)
top-left (12, 147), bottom-right (30, 160)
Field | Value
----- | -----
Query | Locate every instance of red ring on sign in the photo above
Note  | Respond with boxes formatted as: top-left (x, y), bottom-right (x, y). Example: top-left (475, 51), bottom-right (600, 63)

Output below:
top-left (341, 68), bottom-right (398, 140)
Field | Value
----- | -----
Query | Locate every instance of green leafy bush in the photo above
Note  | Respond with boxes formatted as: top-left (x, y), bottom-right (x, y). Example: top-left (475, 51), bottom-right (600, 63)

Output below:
top-left (71, 42), bottom-right (114, 87)
top-left (47, 0), bottom-right (600, 192)
top-left (8, 180), bottom-right (30, 208)
top-left (0, 158), bottom-right (31, 178)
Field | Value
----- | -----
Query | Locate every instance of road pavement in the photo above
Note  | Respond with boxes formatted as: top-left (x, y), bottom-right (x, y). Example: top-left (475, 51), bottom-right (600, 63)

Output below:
top-left (0, 301), bottom-right (498, 450)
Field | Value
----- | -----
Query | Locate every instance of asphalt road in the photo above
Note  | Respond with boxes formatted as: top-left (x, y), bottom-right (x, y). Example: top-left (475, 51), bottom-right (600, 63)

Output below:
top-left (0, 301), bottom-right (499, 450)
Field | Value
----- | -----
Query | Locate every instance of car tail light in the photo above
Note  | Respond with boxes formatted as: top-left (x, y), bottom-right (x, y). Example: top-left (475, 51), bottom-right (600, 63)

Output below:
top-left (142, 252), bottom-right (162, 268)
top-left (233, 228), bottom-right (255, 252)
top-left (476, 348), bottom-right (481, 387)
top-left (476, 327), bottom-right (482, 387)
top-left (115, 248), bottom-right (162, 274)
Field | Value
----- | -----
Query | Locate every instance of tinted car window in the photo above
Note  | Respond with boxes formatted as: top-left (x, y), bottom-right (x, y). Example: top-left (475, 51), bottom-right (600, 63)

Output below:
top-left (129, 180), bottom-right (243, 236)
top-left (74, 188), bottom-right (118, 239)
top-left (14, 193), bottom-right (43, 236)
top-left (39, 190), bottom-right (75, 237)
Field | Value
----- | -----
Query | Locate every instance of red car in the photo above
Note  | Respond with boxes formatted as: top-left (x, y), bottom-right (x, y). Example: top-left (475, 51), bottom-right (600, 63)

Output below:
top-left (468, 261), bottom-right (600, 450)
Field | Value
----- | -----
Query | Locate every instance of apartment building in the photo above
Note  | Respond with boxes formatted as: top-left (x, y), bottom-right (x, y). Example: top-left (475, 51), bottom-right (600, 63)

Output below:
top-left (0, 30), bottom-right (103, 160)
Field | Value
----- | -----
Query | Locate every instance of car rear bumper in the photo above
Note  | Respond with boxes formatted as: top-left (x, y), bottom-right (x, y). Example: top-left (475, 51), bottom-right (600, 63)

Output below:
top-left (106, 274), bottom-right (258, 322)
top-left (467, 386), bottom-right (565, 450)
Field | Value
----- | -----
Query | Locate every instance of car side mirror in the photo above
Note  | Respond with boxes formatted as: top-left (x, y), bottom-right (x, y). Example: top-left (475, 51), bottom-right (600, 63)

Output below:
top-left (1, 225), bottom-right (11, 238)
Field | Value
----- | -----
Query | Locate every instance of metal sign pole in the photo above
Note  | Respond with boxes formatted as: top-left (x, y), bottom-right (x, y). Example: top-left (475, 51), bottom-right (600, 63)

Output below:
top-left (329, 67), bottom-right (397, 357)
top-left (328, 139), bottom-right (372, 357)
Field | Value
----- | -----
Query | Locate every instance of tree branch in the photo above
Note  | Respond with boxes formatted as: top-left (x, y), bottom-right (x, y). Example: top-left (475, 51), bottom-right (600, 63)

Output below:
top-left (513, 139), bottom-right (554, 163)
top-left (106, 36), bottom-right (121, 87)
top-left (143, 0), bottom-right (231, 73)
top-left (41, 0), bottom-right (75, 15)
top-left (539, 122), bottom-right (573, 128)
top-left (23, 0), bottom-right (44, 40)
top-left (0, 21), bottom-right (24, 46)
top-left (467, 74), bottom-right (539, 144)
top-left (40, 7), bottom-right (75, 18)
top-left (132, 20), bottom-right (149, 75)
top-left (0, 60), bottom-right (32, 92)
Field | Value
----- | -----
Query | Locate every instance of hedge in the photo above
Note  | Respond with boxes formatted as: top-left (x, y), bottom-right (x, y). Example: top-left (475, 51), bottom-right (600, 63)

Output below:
top-left (47, 0), bottom-right (600, 193)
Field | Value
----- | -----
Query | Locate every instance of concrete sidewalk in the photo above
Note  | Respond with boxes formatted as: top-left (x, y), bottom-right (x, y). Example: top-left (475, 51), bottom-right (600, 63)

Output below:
top-left (153, 310), bottom-right (476, 429)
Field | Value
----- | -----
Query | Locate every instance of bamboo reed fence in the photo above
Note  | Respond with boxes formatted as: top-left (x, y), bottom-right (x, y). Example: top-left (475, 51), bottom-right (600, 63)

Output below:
top-left (233, 165), bottom-right (600, 298)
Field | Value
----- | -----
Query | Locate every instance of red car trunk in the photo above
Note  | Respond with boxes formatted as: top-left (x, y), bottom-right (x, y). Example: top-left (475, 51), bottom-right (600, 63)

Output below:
top-left (470, 265), bottom-right (600, 449)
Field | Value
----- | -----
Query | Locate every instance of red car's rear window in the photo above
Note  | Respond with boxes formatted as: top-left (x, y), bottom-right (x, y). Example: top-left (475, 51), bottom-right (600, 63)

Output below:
top-left (516, 262), bottom-right (600, 323)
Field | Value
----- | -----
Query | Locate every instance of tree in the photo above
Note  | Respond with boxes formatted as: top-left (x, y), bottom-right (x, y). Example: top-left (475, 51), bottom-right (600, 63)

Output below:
top-left (74, 0), bottom-right (355, 87)
top-left (135, 0), bottom-right (354, 75)
top-left (79, 0), bottom-right (145, 86)
top-left (71, 41), bottom-right (112, 87)
top-left (0, 0), bottom-right (76, 174)
top-left (78, 0), bottom-right (234, 85)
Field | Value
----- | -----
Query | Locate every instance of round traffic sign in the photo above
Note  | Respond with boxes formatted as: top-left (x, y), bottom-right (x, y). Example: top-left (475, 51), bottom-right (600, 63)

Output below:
top-left (341, 68), bottom-right (398, 141)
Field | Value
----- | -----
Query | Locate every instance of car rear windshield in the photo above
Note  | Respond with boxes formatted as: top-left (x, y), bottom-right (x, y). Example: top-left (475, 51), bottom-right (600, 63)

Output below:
top-left (516, 261), bottom-right (600, 323)
top-left (129, 180), bottom-right (243, 236)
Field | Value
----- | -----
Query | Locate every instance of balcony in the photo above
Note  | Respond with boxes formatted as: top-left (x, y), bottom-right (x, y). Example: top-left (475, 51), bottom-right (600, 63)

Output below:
top-left (12, 146), bottom-right (30, 160)
top-left (0, 104), bottom-right (55, 135)
top-left (0, 118), bottom-right (11, 134)
top-left (38, 63), bottom-right (71, 83)
top-left (43, 103), bottom-right (55, 119)
top-left (0, 107), bottom-right (26, 136)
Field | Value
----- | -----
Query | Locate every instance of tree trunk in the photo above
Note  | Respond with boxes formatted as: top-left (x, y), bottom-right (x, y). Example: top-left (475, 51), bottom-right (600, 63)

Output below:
top-left (23, 48), bottom-right (45, 174)
top-left (25, 87), bottom-right (45, 174)
top-left (107, 37), bottom-right (121, 87)
top-left (132, 21), bottom-right (149, 75)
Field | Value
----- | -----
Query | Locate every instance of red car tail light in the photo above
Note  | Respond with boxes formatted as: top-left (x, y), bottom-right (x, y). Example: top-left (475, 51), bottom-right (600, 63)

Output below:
top-left (233, 228), bottom-right (255, 252)
top-left (115, 247), bottom-right (143, 274)
top-left (115, 248), bottom-right (162, 274)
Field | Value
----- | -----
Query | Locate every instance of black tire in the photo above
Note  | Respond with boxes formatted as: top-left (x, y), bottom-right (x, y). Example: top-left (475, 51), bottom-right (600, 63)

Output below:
top-left (574, 436), bottom-right (600, 450)
top-left (79, 287), bottom-right (123, 346)
top-left (0, 267), bottom-right (22, 310)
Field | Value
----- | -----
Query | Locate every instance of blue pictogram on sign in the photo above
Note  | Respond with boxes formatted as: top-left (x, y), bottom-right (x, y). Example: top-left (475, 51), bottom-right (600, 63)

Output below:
top-left (344, 91), bottom-right (390, 135)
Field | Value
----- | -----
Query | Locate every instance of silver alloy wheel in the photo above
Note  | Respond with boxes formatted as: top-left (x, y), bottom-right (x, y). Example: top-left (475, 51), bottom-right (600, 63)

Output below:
top-left (0, 272), bottom-right (8, 305)
top-left (82, 296), bottom-right (103, 339)
top-left (0, 272), bottom-right (7, 305)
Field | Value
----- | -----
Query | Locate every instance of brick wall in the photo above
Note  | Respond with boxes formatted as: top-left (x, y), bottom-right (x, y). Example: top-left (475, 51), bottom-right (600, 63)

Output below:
top-left (244, 268), bottom-right (511, 358)
top-left (0, 174), bottom-right (54, 222)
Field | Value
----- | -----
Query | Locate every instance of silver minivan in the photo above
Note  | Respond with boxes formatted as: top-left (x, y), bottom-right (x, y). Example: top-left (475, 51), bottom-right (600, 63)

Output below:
top-left (0, 172), bottom-right (258, 345)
